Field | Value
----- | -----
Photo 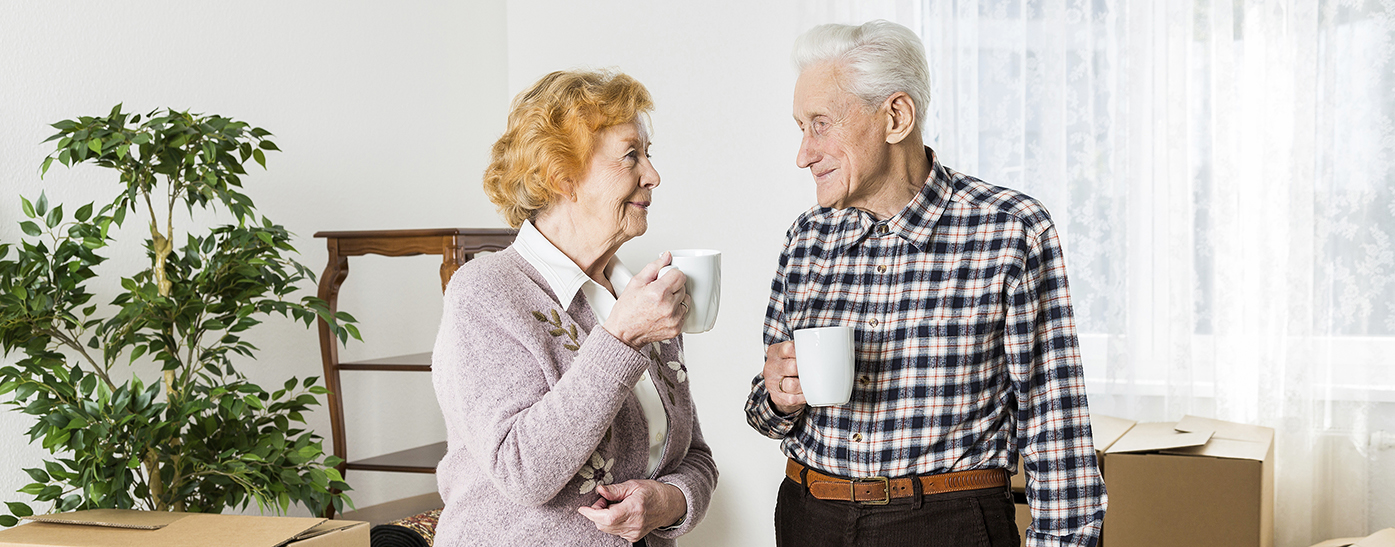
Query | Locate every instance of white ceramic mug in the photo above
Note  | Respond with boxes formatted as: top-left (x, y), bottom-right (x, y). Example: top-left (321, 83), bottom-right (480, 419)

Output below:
top-left (657, 249), bottom-right (721, 334)
top-left (793, 325), bottom-right (855, 407)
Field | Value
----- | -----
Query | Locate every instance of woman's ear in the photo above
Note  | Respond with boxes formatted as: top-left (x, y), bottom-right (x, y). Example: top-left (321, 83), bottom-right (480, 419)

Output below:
top-left (883, 92), bottom-right (917, 145)
top-left (560, 179), bottom-right (578, 201)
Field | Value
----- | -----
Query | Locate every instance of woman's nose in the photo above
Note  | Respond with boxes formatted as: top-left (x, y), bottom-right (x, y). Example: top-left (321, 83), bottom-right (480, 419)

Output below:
top-left (640, 158), bottom-right (660, 188)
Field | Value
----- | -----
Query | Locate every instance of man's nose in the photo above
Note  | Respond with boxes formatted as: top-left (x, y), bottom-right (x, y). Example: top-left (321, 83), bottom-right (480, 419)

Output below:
top-left (796, 133), bottom-right (818, 169)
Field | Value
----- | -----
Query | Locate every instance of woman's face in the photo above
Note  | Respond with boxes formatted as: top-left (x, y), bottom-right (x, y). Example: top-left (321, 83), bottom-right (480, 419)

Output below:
top-left (571, 121), bottom-right (660, 244)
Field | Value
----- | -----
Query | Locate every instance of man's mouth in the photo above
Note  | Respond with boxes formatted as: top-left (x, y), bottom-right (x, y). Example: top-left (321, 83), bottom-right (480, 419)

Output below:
top-left (629, 201), bottom-right (650, 210)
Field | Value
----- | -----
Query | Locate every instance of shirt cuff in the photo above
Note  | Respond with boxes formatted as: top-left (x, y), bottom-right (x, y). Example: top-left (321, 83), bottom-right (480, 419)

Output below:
top-left (1023, 516), bottom-right (1103, 547)
top-left (746, 386), bottom-right (803, 438)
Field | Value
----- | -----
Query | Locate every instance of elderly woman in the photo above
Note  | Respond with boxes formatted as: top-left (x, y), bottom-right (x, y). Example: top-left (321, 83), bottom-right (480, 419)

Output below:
top-left (430, 69), bottom-right (717, 547)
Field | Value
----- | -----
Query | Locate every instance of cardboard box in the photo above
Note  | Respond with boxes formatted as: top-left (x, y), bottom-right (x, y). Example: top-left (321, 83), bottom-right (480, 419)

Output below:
top-left (1310, 528), bottom-right (1395, 547)
top-left (1014, 500), bottom-right (1031, 537)
top-left (1101, 415), bottom-right (1274, 547)
top-left (0, 509), bottom-right (367, 547)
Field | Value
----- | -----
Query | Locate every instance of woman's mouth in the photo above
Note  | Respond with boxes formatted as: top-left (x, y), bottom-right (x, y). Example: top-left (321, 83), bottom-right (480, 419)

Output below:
top-left (629, 201), bottom-right (650, 210)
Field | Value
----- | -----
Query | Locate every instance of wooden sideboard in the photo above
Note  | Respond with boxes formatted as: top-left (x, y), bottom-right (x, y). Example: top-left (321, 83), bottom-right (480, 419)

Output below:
top-left (313, 228), bottom-right (516, 517)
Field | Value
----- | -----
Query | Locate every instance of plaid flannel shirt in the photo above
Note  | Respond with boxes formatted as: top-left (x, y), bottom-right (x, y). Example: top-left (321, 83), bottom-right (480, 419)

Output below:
top-left (745, 148), bottom-right (1106, 547)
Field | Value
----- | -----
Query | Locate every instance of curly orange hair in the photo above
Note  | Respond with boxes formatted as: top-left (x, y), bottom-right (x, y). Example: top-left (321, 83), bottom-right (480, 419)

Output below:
top-left (483, 69), bottom-right (654, 228)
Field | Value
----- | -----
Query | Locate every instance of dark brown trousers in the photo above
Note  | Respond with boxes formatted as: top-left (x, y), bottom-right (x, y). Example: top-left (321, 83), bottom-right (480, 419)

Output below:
top-left (775, 476), bottom-right (1020, 547)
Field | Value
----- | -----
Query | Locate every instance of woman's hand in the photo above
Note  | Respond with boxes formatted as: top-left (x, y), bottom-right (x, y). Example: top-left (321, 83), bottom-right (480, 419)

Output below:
top-left (604, 252), bottom-right (690, 349)
top-left (577, 480), bottom-right (687, 542)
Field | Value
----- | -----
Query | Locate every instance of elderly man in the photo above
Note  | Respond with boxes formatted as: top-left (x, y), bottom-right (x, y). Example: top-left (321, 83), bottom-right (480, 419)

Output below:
top-left (745, 20), bottom-right (1107, 547)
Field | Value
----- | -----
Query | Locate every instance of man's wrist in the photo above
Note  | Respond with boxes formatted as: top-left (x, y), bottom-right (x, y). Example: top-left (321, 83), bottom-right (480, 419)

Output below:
top-left (768, 393), bottom-right (805, 418)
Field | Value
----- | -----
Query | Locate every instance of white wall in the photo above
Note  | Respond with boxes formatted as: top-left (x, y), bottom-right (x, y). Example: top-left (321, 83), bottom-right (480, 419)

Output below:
top-left (1, 1), bottom-right (815, 544)
top-left (0, 0), bottom-right (510, 515)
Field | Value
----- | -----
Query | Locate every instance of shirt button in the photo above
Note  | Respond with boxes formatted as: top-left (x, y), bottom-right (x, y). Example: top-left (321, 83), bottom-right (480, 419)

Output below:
top-left (851, 433), bottom-right (863, 442)
top-left (877, 225), bottom-right (889, 235)
top-left (859, 375), bottom-right (870, 385)
top-left (868, 318), bottom-right (879, 327)
top-left (876, 265), bottom-right (887, 274)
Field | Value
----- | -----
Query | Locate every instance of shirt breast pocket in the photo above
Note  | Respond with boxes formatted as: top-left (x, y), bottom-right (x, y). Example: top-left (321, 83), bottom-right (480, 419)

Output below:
top-left (916, 297), bottom-right (1005, 364)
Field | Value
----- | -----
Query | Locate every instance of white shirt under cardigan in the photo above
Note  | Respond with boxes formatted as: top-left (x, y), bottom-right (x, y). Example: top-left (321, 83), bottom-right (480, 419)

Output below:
top-left (512, 220), bottom-right (669, 475)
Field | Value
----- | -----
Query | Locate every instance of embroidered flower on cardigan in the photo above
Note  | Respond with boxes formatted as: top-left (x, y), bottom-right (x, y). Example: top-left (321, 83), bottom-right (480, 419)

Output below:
top-left (648, 341), bottom-right (687, 405)
top-left (650, 342), bottom-right (687, 384)
top-left (666, 361), bottom-right (687, 383)
top-left (531, 309), bottom-right (580, 351)
top-left (577, 450), bottom-right (615, 494)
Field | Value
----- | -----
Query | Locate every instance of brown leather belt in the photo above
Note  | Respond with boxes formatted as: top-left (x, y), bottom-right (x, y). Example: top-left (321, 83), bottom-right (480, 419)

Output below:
top-left (785, 459), bottom-right (1009, 505)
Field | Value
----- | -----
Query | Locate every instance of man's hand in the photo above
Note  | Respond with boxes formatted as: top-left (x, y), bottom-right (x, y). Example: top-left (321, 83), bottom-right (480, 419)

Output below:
top-left (577, 480), bottom-right (687, 542)
top-left (763, 341), bottom-right (806, 415)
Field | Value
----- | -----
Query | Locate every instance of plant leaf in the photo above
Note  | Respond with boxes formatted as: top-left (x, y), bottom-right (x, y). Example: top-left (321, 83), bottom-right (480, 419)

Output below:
top-left (45, 204), bottom-right (62, 229)
top-left (4, 502), bottom-right (31, 518)
top-left (23, 468), bottom-right (48, 483)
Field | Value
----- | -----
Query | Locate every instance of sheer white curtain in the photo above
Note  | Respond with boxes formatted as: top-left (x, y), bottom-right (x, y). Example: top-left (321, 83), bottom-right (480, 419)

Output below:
top-left (799, 1), bottom-right (1395, 545)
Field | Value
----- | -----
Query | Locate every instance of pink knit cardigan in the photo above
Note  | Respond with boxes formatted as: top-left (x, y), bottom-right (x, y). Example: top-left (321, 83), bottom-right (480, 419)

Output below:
top-left (430, 248), bottom-right (718, 546)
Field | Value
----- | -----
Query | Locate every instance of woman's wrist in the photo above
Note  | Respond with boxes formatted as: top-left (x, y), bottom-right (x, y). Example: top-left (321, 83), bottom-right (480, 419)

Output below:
top-left (658, 482), bottom-right (687, 530)
top-left (603, 324), bottom-right (639, 350)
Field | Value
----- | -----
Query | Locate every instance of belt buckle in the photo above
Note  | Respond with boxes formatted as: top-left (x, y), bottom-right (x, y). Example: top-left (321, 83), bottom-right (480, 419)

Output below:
top-left (851, 476), bottom-right (890, 505)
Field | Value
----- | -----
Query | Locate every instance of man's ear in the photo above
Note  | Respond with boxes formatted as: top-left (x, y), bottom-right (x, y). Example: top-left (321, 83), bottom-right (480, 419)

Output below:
top-left (883, 92), bottom-right (917, 144)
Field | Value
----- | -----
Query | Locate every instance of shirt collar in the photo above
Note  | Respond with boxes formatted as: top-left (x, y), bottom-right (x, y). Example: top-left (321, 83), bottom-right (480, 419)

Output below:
top-left (513, 220), bottom-right (632, 318)
top-left (835, 147), bottom-right (952, 253)
top-left (885, 147), bottom-right (952, 252)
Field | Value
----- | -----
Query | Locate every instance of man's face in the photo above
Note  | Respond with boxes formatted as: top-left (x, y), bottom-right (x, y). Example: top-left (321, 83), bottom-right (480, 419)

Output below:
top-left (793, 62), bottom-right (890, 210)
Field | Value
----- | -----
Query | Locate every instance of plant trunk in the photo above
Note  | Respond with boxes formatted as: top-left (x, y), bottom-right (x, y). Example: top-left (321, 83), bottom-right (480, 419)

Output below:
top-left (150, 222), bottom-right (172, 297)
top-left (144, 449), bottom-right (166, 511)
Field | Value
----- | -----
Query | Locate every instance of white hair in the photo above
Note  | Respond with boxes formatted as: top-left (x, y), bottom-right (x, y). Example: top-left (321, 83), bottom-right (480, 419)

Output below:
top-left (793, 20), bottom-right (931, 130)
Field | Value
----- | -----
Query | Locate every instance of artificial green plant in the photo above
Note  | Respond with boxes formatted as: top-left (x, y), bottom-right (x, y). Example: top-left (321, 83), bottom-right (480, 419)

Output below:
top-left (0, 105), bottom-right (360, 525)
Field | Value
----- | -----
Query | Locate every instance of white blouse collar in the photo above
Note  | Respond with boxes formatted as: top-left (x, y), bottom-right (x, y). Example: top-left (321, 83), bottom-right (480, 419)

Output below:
top-left (513, 220), bottom-right (633, 319)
